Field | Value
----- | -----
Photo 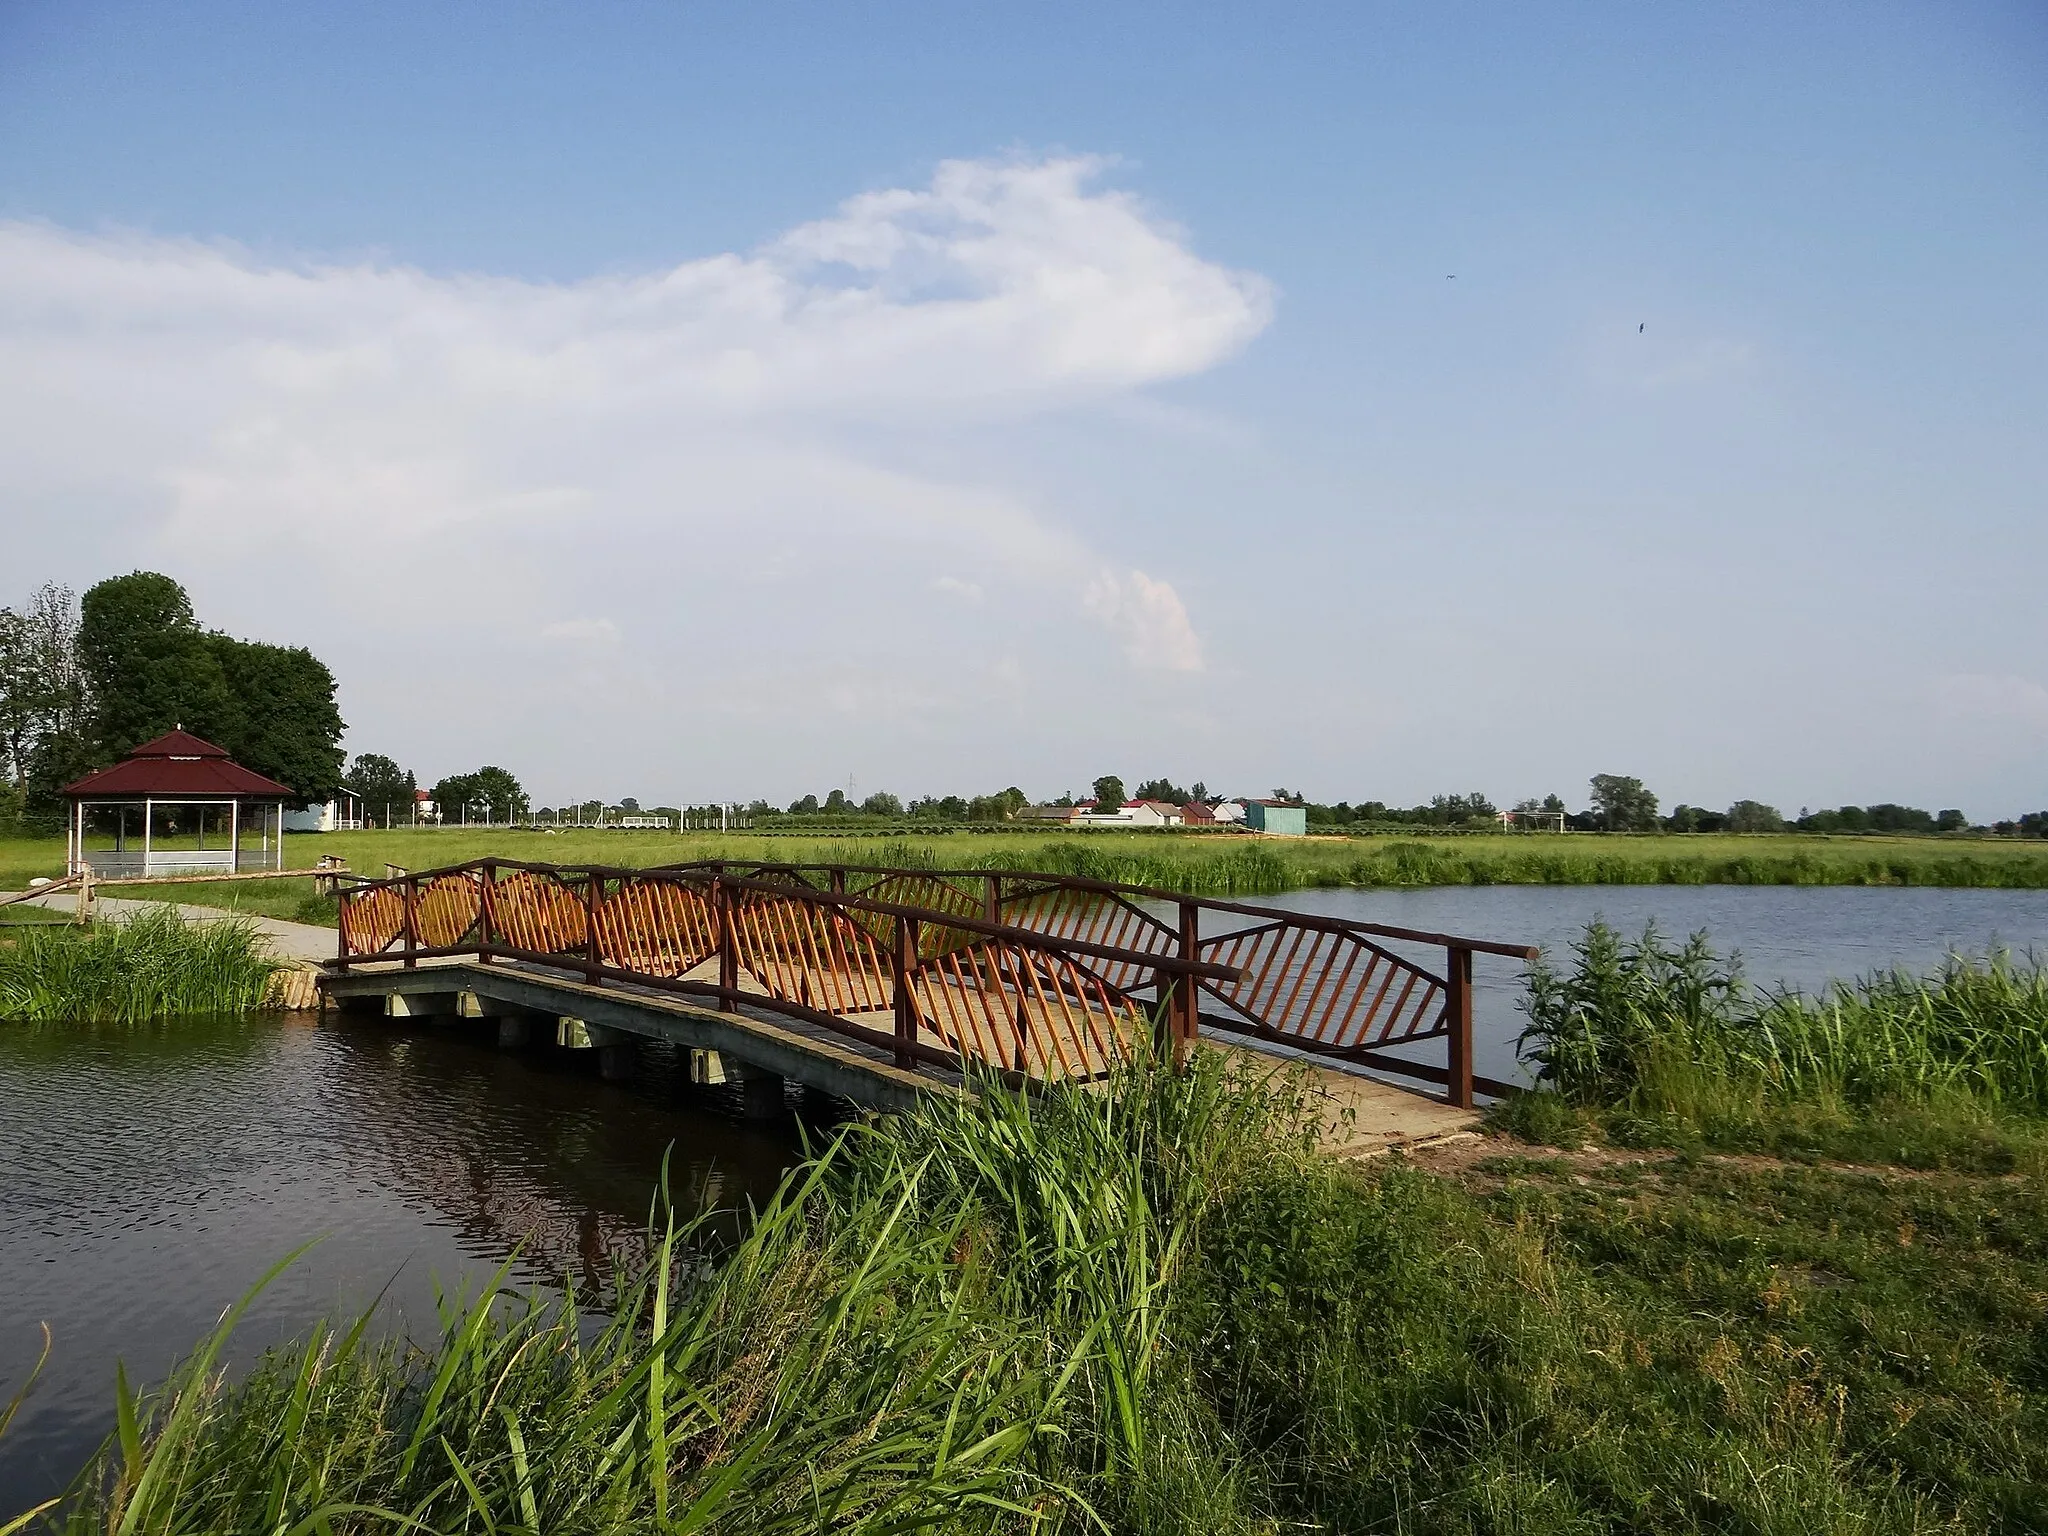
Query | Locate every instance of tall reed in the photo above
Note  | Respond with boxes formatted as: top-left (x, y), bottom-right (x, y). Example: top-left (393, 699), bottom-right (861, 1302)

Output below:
top-left (1520, 920), bottom-right (2048, 1113)
top-left (0, 907), bottom-right (284, 1023)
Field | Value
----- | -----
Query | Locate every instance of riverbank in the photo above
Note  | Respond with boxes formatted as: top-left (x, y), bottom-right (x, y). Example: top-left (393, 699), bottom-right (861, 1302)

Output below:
top-left (28, 1024), bottom-right (2045, 1534)
top-left (5, 826), bottom-right (2046, 929)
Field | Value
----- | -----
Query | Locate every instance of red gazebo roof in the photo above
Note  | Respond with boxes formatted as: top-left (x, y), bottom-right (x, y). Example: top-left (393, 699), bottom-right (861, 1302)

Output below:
top-left (63, 730), bottom-right (294, 800)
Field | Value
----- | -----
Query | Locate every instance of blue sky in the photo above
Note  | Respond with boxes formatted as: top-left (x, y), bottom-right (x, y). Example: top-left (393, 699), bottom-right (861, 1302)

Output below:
top-left (3, 2), bottom-right (2044, 816)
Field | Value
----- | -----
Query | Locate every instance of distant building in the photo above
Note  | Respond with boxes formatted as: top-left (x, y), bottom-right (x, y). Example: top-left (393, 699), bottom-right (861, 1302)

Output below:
top-left (614, 815), bottom-right (673, 829)
top-left (1016, 804), bottom-right (1082, 824)
top-left (1242, 800), bottom-right (1307, 836)
top-left (414, 789), bottom-right (440, 825)
top-left (1211, 799), bottom-right (1248, 825)
top-left (284, 788), bottom-right (365, 833)
top-left (1180, 800), bottom-right (1217, 825)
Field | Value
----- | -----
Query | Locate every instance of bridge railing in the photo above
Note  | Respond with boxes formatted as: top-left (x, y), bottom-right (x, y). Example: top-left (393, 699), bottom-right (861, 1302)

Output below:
top-left (332, 859), bottom-right (1240, 1086)
top-left (335, 857), bottom-right (1536, 1104)
top-left (657, 860), bottom-right (1539, 1105)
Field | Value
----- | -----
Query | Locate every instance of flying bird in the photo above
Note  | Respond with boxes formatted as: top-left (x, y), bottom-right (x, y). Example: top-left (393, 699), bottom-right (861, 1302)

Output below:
top-left (1639, 322), bottom-right (1646, 333)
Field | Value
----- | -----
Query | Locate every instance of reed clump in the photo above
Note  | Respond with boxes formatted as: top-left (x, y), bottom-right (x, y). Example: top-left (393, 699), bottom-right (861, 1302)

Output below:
top-left (1515, 921), bottom-right (2048, 1166)
top-left (0, 906), bottom-right (284, 1023)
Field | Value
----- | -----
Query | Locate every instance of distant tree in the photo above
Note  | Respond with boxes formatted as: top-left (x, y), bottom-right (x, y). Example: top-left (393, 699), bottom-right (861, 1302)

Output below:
top-left (618, 796), bottom-right (641, 813)
top-left (433, 766), bottom-right (526, 823)
top-left (1664, 805), bottom-right (1727, 833)
top-left (1190, 781), bottom-right (1208, 803)
top-left (789, 793), bottom-right (819, 815)
top-left (965, 787), bottom-right (1028, 821)
top-left (1270, 788), bottom-right (1305, 805)
top-left (1589, 774), bottom-right (1659, 832)
top-left (2018, 811), bottom-right (2048, 839)
top-left (860, 791), bottom-right (903, 817)
top-left (1134, 777), bottom-right (1189, 805)
top-left (76, 572), bottom-right (232, 758)
top-left (1052, 791), bottom-right (1076, 808)
top-left (1936, 809), bottom-right (1968, 833)
top-left (1725, 800), bottom-right (1785, 834)
top-left (1864, 803), bottom-right (1936, 834)
top-left (1430, 791), bottom-right (1496, 824)
top-left (1541, 794), bottom-right (1566, 814)
top-left (1091, 775), bottom-right (1126, 810)
top-left (345, 754), bottom-right (416, 822)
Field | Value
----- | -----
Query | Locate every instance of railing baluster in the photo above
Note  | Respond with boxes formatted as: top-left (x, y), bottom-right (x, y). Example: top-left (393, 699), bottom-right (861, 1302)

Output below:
top-left (1445, 944), bottom-right (1474, 1109)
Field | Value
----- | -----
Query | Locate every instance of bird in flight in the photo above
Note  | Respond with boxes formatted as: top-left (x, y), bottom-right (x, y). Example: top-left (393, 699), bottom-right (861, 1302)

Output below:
top-left (1639, 322), bottom-right (1646, 333)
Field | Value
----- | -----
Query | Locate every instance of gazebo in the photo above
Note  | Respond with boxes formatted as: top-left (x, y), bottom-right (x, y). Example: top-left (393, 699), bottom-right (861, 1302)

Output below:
top-left (63, 729), bottom-right (294, 878)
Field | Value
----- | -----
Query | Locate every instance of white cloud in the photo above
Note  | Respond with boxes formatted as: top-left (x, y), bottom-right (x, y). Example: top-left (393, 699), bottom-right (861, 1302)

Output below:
top-left (1083, 569), bottom-right (1205, 672)
top-left (0, 155), bottom-right (1261, 791)
top-left (538, 617), bottom-right (622, 646)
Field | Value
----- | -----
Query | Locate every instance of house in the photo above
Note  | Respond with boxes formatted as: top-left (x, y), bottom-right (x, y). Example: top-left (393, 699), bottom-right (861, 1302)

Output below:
top-left (413, 789), bottom-right (440, 825)
top-left (1242, 800), bottom-right (1308, 836)
top-left (1016, 804), bottom-right (1082, 824)
top-left (1075, 799), bottom-right (1177, 828)
top-left (1210, 799), bottom-right (1248, 825)
top-left (283, 788), bottom-right (365, 833)
top-left (1180, 800), bottom-right (1217, 825)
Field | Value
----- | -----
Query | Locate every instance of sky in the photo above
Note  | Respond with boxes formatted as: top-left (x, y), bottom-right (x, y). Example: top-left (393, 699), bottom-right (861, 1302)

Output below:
top-left (2, 1), bottom-right (2044, 817)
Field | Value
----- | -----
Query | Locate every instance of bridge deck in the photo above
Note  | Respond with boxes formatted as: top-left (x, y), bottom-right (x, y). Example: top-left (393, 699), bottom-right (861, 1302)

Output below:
top-left (321, 959), bottom-right (1478, 1149)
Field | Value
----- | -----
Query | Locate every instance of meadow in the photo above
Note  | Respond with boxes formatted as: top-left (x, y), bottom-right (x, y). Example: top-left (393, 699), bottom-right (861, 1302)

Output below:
top-left (5, 824), bottom-right (2047, 929)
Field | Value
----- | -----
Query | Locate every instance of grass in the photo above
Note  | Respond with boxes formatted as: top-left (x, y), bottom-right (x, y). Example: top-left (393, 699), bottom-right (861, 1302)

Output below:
top-left (6, 826), bottom-right (2048, 930)
top-left (0, 905), bottom-right (285, 1023)
top-left (19, 1040), bottom-right (2048, 1534)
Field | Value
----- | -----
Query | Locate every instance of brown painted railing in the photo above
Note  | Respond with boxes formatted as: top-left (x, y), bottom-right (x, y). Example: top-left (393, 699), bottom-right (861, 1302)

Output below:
top-left (332, 859), bottom-right (1536, 1104)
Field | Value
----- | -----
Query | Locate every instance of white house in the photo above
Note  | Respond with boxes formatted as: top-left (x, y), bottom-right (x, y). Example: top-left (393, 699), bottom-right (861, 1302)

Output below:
top-left (283, 788), bottom-right (365, 832)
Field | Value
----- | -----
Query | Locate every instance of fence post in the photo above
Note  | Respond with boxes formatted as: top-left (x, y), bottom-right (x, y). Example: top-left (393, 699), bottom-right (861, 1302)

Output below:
top-left (716, 878), bottom-right (738, 1012)
top-left (829, 867), bottom-right (845, 897)
top-left (477, 862), bottom-right (494, 965)
top-left (583, 875), bottom-right (601, 984)
top-left (1174, 899), bottom-right (1200, 1062)
top-left (403, 878), bottom-right (418, 970)
top-left (892, 914), bottom-right (919, 1070)
top-left (984, 874), bottom-right (1001, 926)
top-left (1444, 944), bottom-right (1474, 1109)
top-left (334, 890), bottom-right (351, 972)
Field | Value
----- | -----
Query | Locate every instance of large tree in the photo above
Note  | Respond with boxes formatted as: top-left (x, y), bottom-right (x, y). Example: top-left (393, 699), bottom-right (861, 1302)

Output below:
top-left (73, 572), bottom-right (345, 802)
top-left (1091, 774), bottom-right (1126, 810)
top-left (77, 572), bottom-right (232, 757)
top-left (207, 636), bottom-right (345, 800)
top-left (1589, 774), bottom-right (1659, 832)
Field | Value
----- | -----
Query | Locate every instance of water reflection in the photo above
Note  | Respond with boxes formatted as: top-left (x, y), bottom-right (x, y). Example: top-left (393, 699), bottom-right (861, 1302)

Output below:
top-left (0, 1011), bottom-right (800, 1515)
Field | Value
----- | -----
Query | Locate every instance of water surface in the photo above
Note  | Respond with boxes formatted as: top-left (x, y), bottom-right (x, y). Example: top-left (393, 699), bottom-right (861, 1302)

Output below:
top-left (0, 1014), bottom-right (796, 1515)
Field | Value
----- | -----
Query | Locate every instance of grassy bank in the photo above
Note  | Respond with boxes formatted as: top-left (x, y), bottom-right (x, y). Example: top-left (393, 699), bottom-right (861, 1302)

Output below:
top-left (26, 1033), bottom-right (2048, 1534)
top-left (6, 827), bottom-right (2048, 930)
top-left (0, 906), bottom-right (283, 1023)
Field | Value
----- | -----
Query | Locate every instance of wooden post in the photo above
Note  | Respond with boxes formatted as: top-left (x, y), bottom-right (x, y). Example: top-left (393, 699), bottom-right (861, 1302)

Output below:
top-left (983, 873), bottom-right (1001, 926)
top-left (1444, 944), bottom-right (1474, 1110)
top-left (892, 914), bottom-right (919, 1069)
top-left (334, 889), bottom-right (351, 971)
top-left (584, 876), bottom-right (602, 985)
top-left (403, 877), bottom-right (419, 970)
top-left (1174, 899), bottom-right (1200, 1061)
top-left (716, 878), bottom-right (737, 1012)
top-left (477, 862), bottom-right (495, 965)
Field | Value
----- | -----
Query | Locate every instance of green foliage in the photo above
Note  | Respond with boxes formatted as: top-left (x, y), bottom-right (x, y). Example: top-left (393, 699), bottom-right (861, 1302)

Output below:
top-left (1132, 778), bottom-right (1188, 806)
top-left (0, 906), bottom-right (284, 1022)
top-left (205, 635), bottom-right (345, 799)
top-left (1091, 774), bottom-right (1126, 811)
top-left (1589, 772), bottom-right (1659, 831)
top-left (432, 766), bottom-right (526, 822)
top-left (1521, 920), bottom-right (2048, 1120)
top-left (1727, 798), bottom-right (1786, 833)
top-left (344, 752), bottom-right (416, 818)
top-left (69, 572), bottom-right (346, 800)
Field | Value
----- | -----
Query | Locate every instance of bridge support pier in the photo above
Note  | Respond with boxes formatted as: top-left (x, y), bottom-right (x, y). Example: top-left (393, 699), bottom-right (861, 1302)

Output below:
top-left (732, 1060), bottom-right (785, 1120)
top-left (497, 1016), bottom-right (534, 1049)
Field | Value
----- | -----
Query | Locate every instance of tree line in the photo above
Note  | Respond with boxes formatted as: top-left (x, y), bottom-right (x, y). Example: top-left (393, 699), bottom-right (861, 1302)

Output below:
top-left (0, 574), bottom-right (345, 828)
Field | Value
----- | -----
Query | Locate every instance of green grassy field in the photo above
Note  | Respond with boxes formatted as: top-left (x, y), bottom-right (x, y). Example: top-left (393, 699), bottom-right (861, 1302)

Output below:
top-left (4, 824), bottom-right (2047, 928)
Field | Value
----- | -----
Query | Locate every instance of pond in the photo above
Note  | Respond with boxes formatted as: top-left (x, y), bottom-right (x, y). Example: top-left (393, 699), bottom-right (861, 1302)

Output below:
top-left (0, 1013), bottom-right (798, 1516)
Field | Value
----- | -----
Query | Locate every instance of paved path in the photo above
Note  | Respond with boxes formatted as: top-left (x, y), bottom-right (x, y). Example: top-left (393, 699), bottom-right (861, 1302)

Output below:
top-left (2, 892), bottom-right (337, 964)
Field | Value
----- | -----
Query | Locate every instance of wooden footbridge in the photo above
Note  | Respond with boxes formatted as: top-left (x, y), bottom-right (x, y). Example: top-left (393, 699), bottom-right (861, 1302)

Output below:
top-left (322, 859), bottom-right (1535, 1127)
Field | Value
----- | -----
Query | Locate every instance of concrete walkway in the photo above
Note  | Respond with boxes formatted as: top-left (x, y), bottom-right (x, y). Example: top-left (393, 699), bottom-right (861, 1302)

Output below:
top-left (2, 891), bottom-right (338, 964)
